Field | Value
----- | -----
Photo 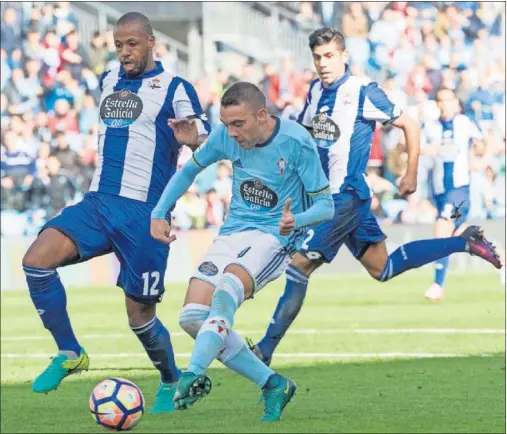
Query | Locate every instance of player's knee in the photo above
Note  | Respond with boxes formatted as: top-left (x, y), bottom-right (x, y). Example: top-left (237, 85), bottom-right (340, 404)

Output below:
top-left (223, 264), bottom-right (254, 298)
top-left (179, 303), bottom-right (210, 339)
top-left (126, 299), bottom-right (156, 328)
top-left (292, 252), bottom-right (321, 276)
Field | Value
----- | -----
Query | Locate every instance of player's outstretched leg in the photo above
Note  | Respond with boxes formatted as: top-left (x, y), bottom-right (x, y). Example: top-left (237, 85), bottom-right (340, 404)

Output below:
top-left (23, 229), bottom-right (89, 394)
top-left (179, 302), bottom-right (297, 420)
top-left (367, 225), bottom-right (502, 283)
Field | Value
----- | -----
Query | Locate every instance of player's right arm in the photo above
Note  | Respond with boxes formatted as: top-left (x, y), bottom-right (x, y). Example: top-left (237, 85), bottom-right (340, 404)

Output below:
top-left (297, 80), bottom-right (317, 137)
top-left (150, 127), bottom-right (226, 243)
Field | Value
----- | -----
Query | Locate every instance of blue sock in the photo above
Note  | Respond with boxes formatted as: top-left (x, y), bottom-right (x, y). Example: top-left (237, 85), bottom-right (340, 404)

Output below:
top-left (24, 265), bottom-right (81, 355)
top-left (187, 273), bottom-right (244, 375)
top-left (131, 317), bottom-right (180, 384)
top-left (434, 256), bottom-right (450, 286)
top-left (257, 265), bottom-right (308, 359)
top-left (379, 237), bottom-right (467, 282)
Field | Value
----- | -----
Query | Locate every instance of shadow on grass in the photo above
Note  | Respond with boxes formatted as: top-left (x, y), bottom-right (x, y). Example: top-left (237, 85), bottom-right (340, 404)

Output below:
top-left (1, 355), bottom-right (505, 434)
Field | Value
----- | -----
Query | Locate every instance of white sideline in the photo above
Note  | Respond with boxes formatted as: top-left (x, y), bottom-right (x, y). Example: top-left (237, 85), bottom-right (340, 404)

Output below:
top-left (2, 328), bottom-right (504, 342)
top-left (0, 352), bottom-right (496, 360)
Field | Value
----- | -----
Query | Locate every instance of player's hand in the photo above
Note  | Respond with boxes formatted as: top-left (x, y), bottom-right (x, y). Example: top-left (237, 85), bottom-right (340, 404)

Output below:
top-left (279, 199), bottom-right (296, 236)
top-left (398, 172), bottom-right (417, 196)
top-left (168, 118), bottom-right (198, 148)
top-left (150, 218), bottom-right (177, 244)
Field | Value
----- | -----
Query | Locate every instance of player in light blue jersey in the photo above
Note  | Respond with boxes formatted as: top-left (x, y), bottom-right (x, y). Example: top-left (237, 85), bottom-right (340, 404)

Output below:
top-left (250, 27), bottom-right (502, 366)
top-left (21, 13), bottom-right (210, 412)
top-left (151, 82), bottom-right (334, 421)
top-left (422, 88), bottom-right (486, 301)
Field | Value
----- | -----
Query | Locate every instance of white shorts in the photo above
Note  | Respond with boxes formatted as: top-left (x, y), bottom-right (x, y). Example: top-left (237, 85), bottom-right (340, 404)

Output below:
top-left (192, 230), bottom-right (290, 293)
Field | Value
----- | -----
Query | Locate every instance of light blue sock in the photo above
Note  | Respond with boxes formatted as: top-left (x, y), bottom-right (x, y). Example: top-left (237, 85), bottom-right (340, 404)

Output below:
top-left (187, 273), bottom-right (244, 375)
top-left (224, 346), bottom-right (275, 387)
top-left (434, 256), bottom-right (450, 286)
top-left (257, 265), bottom-right (308, 359)
top-left (179, 303), bottom-right (275, 387)
top-left (379, 237), bottom-right (467, 282)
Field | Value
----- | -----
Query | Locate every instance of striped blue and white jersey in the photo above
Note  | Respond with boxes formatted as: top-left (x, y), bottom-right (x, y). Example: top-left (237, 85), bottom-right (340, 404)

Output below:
top-left (298, 66), bottom-right (401, 199)
top-left (89, 61), bottom-right (210, 205)
top-left (423, 114), bottom-right (483, 195)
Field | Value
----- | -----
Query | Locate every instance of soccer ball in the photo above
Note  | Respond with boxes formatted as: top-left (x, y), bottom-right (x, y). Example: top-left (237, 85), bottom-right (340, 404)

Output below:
top-left (89, 378), bottom-right (145, 431)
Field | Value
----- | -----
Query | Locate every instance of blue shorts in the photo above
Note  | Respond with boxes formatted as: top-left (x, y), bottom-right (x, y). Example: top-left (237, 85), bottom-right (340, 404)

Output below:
top-left (301, 191), bottom-right (386, 262)
top-left (41, 192), bottom-right (169, 303)
top-left (433, 186), bottom-right (470, 228)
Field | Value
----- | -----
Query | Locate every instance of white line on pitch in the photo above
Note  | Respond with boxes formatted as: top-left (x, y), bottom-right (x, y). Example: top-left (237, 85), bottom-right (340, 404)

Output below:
top-left (2, 328), bottom-right (504, 342)
top-left (0, 352), bottom-right (495, 360)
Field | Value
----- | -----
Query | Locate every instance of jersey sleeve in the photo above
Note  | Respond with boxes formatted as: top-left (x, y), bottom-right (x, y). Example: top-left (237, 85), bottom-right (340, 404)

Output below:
top-left (362, 82), bottom-right (402, 125)
top-left (173, 78), bottom-right (211, 138)
top-left (191, 125), bottom-right (227, 169)
top-left (295, 133), bottom-right (329, 196)
top-left (297, 80), bottom-right (317, 128)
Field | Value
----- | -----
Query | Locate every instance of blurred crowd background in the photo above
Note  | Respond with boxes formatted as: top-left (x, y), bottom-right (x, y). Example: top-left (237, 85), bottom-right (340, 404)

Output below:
top-left (1, 1), bottom-right (505, 235)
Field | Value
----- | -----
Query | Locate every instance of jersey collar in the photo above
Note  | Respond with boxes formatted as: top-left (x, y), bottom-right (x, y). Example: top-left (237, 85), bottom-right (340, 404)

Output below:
top-left (321, 64), bottom-right (351, 91)
top-left (119, 61), bottom-right (164, 79)
top-left (255, 117), bottom-right (280, 148)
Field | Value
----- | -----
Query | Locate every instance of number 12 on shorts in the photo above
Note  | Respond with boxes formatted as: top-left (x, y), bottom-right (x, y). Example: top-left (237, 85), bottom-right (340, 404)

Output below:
top-left (142, 271), bottom-right (160, 296)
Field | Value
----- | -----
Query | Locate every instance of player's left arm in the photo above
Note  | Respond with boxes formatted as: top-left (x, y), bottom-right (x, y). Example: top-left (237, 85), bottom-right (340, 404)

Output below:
top-left (362, 82), bottom-right (420, 196)
top-left (282, 136), bottom-right (334, 234)
top-left (169, 79), bottom-right (211, 151)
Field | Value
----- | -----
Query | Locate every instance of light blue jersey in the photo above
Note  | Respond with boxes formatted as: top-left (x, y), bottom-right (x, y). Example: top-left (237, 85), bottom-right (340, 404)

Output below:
top-left (152, 117), bottom-right (332, 251)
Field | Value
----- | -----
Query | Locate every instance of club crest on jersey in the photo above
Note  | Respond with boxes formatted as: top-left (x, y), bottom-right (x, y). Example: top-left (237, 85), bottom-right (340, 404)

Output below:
top-left (276, 157), bottom-right (287, 175)
top-left (148, 78), bottom-right (161, 89)
top-left (312, 113), bottom-right (340, 149)
top-left (240, 179), bottom-right (279, 211)
top-left (100, 88), bottom-right (143, 128)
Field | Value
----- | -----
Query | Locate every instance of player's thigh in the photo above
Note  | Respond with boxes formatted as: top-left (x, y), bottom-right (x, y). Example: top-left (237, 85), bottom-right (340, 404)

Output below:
top-left (352, 200), bottom-right (388, 277)
top-left (23, 196), bottom-right (111, 268)
top-left (113, 208), bottom-right (170, 304)
top-left (192, 231), bottom-right (290, 297)
top-left (301, 192), bottom-right (362, 265)
top-left (184, 278), bottom-right (216, 307)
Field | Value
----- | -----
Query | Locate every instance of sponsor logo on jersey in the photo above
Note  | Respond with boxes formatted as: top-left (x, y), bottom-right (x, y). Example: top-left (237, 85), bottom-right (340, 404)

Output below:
top-left (240, 179), bottom-right (279, 211)
top-left (198, 261), bottom-right (219, 276)
top-left (100, 88), bottom-right (143, 128)
top-left (312, 113), bottom-right (340, 148)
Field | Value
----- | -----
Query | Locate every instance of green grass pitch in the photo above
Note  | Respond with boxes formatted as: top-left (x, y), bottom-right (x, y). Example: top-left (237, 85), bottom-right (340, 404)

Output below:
top-left (1, 271), bottom-right (505, 433)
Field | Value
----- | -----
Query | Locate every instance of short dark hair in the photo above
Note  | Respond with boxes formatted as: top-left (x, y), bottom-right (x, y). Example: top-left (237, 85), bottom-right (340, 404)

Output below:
top-left (115, 12), bottom-right (153, 37)
top-left (221, 82), bottom-right (266, 111)
top-left (309, 27), bottom-right (346, 51)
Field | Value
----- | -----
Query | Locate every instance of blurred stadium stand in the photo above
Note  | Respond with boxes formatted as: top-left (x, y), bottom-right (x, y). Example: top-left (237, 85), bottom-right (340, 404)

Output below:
top-left (0, 1), bottom-right (505, 240)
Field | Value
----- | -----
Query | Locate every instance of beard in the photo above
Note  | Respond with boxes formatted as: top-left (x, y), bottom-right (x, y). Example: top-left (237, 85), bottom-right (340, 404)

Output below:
top-left (124, 56), bottom-right (148, 78)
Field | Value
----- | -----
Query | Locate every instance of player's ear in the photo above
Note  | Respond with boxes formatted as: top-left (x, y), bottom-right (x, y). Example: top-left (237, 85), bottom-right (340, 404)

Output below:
top-left (341, 49), bottom-right (349, 64)
top-left (147, 35), bottom-right (156, 49)
top-left (256, 108), bottom-right (269, 122)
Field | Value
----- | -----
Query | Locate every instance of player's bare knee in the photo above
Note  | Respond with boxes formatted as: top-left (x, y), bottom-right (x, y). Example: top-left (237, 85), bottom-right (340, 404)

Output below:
top-left (22, 228), bottom-right (78, 269)
top-left (223, 263), bottom-right (254, 299)
top-left (126, 297), bottom-right (156, 328)
top-left (292, 253), bottom-right (321, 276)
top-left (184, 278), bottom-right (216, 307)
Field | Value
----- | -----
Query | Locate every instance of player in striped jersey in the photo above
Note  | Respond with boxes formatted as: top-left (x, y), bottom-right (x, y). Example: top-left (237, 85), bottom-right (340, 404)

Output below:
top-left (249, 27), bottom-right (502, 366)
top-left (423, 88), bottom-right (485, 301)
top-left (21, 13), bottom-right (209, 413)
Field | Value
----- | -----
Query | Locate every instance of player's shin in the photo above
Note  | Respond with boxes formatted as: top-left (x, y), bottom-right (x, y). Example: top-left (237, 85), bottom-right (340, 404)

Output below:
top-left (24, 265), bottom-right (81, 355)
top-left (378, 237), bottom-right (467, 282)
top-left (187, 273), bottom-right (244, 375)
top-left (257, 265), bottom-right (309, 361)
top-left (131, 317), bottom-right (180, 384)
top-left (434, 256), bottom-right (450, 286)
top-left (180, 304), bottom-right (275, 387)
